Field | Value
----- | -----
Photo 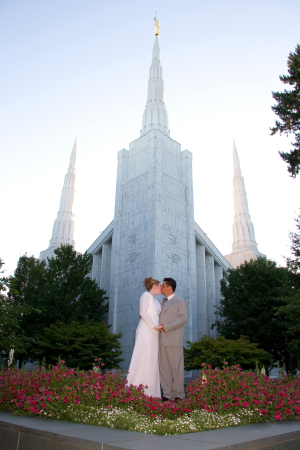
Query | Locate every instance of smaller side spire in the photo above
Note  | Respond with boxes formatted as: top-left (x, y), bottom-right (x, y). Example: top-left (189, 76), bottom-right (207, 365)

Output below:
top-left (225, 141), bottom-right (265, 268)
top-left (233, 140), bottom-right (242, 174)
top-left (40, 139), bottom-right (77, 262)
top-left (68, 137), bottom-right (77, 172)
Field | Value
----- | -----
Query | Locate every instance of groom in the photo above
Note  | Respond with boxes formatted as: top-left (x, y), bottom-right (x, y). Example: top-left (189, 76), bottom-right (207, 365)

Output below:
top-left (157, 278), bottom-right (187, 402)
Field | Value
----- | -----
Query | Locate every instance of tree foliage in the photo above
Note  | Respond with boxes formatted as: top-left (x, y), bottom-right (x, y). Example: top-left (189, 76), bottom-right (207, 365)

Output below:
top-left (40, 245), bottom-right (108, 327)
top-left (286, 211), bottom-right (300, 275)
top-left (0, 259), bottom-right (33, 357)
top-left (184, 335), bottom-right (272, 371)
top-left (34, 321), bottom-right (123, 370)
top-left (271, 44), bottom-right (300, 177)
top-left (6, 245), bottom-right (117, 366)
top-left (213, 257), bottom-right (295, 370)
top-left (7, 255), bottom-right (45, 358)
top-left (276, 211), bottom-right (300, 366)
top-left (276, 291), bottom-right (300, 365)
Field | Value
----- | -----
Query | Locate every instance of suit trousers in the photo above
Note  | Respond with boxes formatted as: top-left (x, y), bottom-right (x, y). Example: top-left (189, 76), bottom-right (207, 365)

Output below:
top-left (159, 344), bottom-right (185, 400)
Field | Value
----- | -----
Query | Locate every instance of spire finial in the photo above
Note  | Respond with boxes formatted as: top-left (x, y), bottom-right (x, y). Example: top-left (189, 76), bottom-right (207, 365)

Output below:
top-left (154, 10), bottom-right (160, 36)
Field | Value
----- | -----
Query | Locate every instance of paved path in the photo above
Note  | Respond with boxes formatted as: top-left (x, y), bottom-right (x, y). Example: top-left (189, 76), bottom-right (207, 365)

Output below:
top-left (1, 411), bottom-right (300, 449)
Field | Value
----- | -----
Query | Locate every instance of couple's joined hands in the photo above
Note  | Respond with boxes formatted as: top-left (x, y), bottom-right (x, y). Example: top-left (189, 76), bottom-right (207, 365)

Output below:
top-left (153, 324), bottom-right (165, 332)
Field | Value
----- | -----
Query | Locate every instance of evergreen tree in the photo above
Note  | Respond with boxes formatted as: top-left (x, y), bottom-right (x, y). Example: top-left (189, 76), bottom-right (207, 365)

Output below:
top-left (275, 211), bottom-right (300, 369)
top-left (9, 254), bottom-right (46, 363)
top-left (0, 259), bottom-right (33, 360)
top-left (213, 257), bottom-right (294, 370)
top-left (286, 210), bottom-right (300, 274)
top-left (41, 245), bottom-right (108, 327)
top-left (276, 291), bottom-right (300, 371)
top-left (9, 245), bottom-right (114, 365)
top-left (271, 44), bottom-right (300, 177)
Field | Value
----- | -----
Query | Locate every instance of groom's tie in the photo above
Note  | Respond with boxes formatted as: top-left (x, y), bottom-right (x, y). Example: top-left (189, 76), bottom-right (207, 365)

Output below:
top-left (162, 297), bottom-right (168, 309)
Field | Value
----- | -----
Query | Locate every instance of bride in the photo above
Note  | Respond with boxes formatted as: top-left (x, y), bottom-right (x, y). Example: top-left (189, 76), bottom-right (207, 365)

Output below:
top-left (126, 278), bottom-right (162, 397)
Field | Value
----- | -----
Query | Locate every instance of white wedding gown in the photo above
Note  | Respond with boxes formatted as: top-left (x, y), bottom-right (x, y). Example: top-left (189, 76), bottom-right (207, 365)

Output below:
top-left (126, 291), bottom-right (161, 397)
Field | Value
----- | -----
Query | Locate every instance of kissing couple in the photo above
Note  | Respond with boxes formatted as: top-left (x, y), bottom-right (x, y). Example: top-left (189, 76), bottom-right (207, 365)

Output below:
top-left (126, 277), bottom-right (188, 402)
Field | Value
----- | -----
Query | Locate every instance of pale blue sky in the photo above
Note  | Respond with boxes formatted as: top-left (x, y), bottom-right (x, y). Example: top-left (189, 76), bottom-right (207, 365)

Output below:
top-left (1, 0), bottom-right (300, 275)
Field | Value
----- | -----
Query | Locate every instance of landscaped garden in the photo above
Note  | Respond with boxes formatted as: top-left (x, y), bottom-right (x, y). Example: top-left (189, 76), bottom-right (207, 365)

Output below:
top-left (1, 361), bottom-right (300, 436)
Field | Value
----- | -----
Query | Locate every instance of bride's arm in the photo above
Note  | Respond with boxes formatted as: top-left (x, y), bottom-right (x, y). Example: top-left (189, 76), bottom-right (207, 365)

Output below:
top-left (139, 293), bottom-right (156, 329)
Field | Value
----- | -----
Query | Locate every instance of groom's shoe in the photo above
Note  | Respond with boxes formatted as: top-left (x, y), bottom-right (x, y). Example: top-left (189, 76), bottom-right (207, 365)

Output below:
top-left (162, 396), bottom-right (170, 402)
top-left (175, 397), bottom-right (182, 403)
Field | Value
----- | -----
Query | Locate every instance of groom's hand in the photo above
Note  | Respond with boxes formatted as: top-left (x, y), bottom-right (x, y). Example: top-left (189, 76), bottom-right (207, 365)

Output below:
top-left (159, 324), bottom-right (166, 332)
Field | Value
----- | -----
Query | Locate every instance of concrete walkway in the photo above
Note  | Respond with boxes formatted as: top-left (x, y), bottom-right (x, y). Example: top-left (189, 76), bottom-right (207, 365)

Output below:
top-left (1, 411), bottom-right (300, 450)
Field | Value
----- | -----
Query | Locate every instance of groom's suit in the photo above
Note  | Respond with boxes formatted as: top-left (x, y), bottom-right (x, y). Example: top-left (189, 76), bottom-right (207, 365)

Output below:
top-left (159, 295), bottom-right (187, 400)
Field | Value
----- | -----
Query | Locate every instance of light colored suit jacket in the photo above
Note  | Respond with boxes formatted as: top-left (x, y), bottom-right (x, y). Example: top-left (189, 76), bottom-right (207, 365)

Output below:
top-left (159, 295), bottom-right (187, 347)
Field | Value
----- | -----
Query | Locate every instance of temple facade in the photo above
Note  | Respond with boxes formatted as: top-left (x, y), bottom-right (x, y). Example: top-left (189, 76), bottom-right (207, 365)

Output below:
top-left (39, 22), bottom-right (265, 373)
top-left (87, 34), bottom-right (231, 371)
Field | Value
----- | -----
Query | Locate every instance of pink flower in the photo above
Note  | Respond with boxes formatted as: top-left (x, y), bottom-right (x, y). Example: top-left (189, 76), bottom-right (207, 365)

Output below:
top-left (242, 402), bottom-right (250, 407)
top-left (94, 358), bottom-right (98, 362)
top-left (285, 409), bottom-right (292, 415)
top-left (47, 397), bottom-right (53, 402)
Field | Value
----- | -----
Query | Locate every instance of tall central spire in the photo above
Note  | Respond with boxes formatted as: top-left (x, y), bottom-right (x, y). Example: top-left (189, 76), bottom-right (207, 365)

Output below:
top-left (140, 18), bottom-right (170, 137)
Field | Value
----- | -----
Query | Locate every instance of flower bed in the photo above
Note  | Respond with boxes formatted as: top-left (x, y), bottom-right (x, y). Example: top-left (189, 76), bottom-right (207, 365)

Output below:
top-left (0, 362), bottom-right (299, 436)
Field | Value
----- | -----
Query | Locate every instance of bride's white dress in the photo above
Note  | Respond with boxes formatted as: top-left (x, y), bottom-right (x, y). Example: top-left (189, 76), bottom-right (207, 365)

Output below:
top-left (126, 291), bottom-right (161, 397)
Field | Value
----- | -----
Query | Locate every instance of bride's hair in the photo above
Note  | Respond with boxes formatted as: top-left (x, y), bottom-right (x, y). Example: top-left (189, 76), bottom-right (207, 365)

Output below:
top-left (144, 277), bottom-right (160, 291)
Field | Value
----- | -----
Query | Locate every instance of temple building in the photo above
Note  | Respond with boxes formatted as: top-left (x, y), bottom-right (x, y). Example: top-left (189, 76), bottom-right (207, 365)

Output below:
top-left (86, 21), bottom-right (231, 371)
top-left (224, 142), bottom-right (265, 268)
top-left (40, 18), bottom-right (264, 373)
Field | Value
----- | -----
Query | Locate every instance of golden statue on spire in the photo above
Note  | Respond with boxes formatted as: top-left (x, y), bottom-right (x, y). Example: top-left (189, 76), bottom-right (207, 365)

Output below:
top-left (154, 10), bottom-right (160, 36)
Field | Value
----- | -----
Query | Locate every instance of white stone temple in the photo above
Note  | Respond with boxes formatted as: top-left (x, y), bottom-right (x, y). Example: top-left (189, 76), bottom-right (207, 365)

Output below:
top-left (40, 138), bottom-right (77, 262)
top-left (225, 141), bottom-right (265, 268)
top-left (87, 28), bottom-right (231, 371)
